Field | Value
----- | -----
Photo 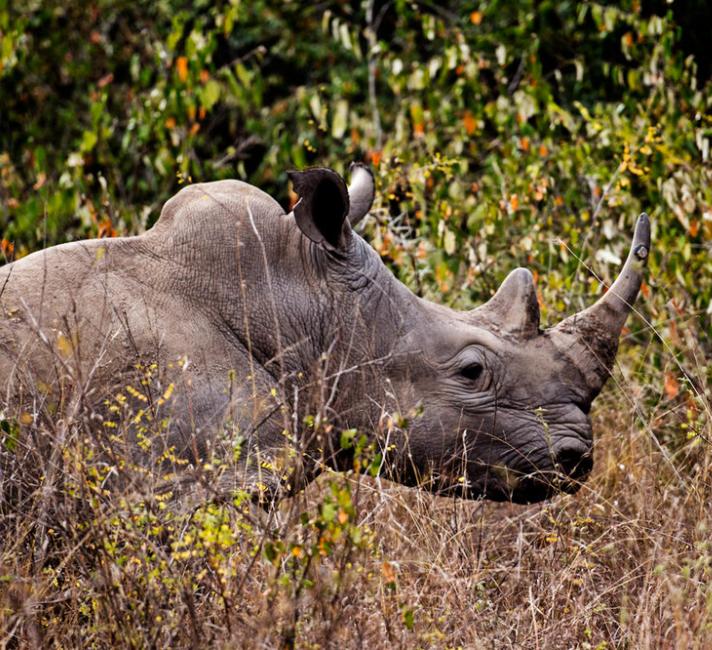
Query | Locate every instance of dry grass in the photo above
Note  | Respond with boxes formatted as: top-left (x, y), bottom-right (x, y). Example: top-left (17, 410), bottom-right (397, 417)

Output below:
top-left (1, 328), bottom-right (710, 649)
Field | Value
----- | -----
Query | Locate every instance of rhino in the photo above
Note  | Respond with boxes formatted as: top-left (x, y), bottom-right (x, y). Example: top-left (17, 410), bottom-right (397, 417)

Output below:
top-left (0, 165), bottom-right (650, 505)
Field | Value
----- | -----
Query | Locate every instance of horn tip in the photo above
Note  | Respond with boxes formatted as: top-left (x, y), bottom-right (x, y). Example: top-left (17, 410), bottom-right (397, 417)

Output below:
top-left (633, 212), bottom-right (651, 262)
top-left (349, 161), bottom-right (373, 174)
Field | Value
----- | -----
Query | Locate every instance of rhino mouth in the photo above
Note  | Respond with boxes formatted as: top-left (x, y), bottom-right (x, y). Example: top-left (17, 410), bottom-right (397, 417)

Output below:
top-left (417, 452), bottom-right (593, 504)
top-left (481, 454), bottom-right (594, 503)
top-left (407, 447), bottom-right (594, 503)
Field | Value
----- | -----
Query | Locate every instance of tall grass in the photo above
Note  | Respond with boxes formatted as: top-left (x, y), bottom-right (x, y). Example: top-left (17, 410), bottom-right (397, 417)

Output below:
top-left (1, 318), bottom-right (709, 649)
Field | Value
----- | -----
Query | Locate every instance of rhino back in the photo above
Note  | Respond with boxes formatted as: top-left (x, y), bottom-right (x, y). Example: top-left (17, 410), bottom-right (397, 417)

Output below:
top-left (0, 181), bottom-right (296, 458)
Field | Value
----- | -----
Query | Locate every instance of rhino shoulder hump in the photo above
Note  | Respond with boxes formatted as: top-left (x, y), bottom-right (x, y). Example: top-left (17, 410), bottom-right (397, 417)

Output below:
top-left (149, 180), bottom-right (285, 236)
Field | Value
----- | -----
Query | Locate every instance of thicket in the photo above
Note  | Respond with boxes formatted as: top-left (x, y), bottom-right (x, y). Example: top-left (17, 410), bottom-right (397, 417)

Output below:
top-left (1, 1), bottom-right (711, 647)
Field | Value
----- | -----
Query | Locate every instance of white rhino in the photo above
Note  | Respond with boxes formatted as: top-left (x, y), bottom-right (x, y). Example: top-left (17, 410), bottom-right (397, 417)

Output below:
top-left (0, 165), bottom-right (650, 504)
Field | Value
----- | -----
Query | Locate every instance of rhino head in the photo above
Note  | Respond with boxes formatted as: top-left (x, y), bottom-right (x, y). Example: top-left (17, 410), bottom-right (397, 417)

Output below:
top-left (288, 166), bottom-right (650, 503)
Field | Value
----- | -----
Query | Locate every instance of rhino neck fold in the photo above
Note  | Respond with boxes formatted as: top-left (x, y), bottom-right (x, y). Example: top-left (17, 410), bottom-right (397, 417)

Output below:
top-left (149, 195), bottom-right (412, 439)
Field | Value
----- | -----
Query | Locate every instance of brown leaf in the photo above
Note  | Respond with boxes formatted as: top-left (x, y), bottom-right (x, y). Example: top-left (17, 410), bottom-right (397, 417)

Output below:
top-left (97, 73), bottom-right (114, 88)
top-left (33, 172), bottom-right (47, 190)
top-left (56, 332), bottom-right (73, 358)
top-left (640, 280), bottom-right (650, 298)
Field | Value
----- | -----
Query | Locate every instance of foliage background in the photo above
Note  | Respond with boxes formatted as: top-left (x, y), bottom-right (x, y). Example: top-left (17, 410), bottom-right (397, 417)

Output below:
top-left (1, 0), bottom-right (711, 647)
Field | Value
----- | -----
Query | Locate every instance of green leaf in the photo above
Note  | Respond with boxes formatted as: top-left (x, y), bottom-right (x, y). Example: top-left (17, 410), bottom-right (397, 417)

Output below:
top-left (201, 79), bottom-right (221, 111)
top-left (331, 99), bottom-right (349, 139)
top-left (1, 419), bottom-right (18, 452)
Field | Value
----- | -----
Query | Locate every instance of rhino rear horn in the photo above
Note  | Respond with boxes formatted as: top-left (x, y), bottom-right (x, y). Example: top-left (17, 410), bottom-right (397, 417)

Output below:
top-left (347, 163), bottom-right (375, 226)
top-left (288, 167), bottom-right (350, 250)
top-left (472, 267), bottom-right (541, 338)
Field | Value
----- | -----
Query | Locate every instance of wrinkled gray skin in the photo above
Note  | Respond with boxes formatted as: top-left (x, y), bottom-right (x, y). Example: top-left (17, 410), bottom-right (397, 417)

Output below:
top-left (0, 165), bottom-right (650, 504)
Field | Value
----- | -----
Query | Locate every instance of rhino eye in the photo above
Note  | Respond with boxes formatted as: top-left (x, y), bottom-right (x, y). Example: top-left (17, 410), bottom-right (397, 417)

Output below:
top-left (460, 362), bottom-right (484, 382)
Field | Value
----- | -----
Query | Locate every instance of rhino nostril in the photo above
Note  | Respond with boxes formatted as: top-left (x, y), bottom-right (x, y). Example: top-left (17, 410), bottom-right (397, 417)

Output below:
top-left (554, 447), bottom-right (593, 480)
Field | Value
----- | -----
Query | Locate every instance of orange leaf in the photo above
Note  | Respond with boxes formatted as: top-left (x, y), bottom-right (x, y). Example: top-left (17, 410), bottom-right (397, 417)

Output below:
top-left (368, 150), bottom-right (382, 167)
top-left (0, 239), bottom-right (14, 257)
top-left (538, 144), bottom-right (549, 157)
top-left (413, 121), bottom-right (424, 137)
top-left (288, 188), bottom-right (299, 210)
top-left (519, 136), bottom-right (530, 152)
top-left (664, 372), bottom-right (679, 400)
top-left (463, 111), bottom-right (476, 135)
top-left (509, 194), bottom-right (519, 211)
top-left (470, 10), bottom-right (483, 25)
top-left (97, 218), bottom-right (116, 239)
top-left (381, 561), bottom-right (396, 583)
top-left (689, 220), bottom-right (699, 237)
top-left (176, 56), bottom-right (189, 82)
top-left (640, 280), bottom-right (650, 298)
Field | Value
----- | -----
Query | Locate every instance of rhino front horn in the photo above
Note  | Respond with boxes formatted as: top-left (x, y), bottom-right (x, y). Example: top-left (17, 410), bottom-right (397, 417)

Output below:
top-left (553, 212), bottom-right (651, 371)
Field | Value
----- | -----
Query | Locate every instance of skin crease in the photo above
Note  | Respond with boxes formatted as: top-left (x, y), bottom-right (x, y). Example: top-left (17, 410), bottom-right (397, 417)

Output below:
top-left (0, 167), bottom-right (648, 505)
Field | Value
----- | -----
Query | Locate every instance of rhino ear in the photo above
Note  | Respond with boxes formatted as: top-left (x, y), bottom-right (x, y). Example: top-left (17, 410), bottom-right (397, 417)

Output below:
top-left (288, 167), bottom-right (350, 250)
top-left (473, 268), bottom-right (540, 338)
top-left (347, 162), bottom-right (375, 226)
